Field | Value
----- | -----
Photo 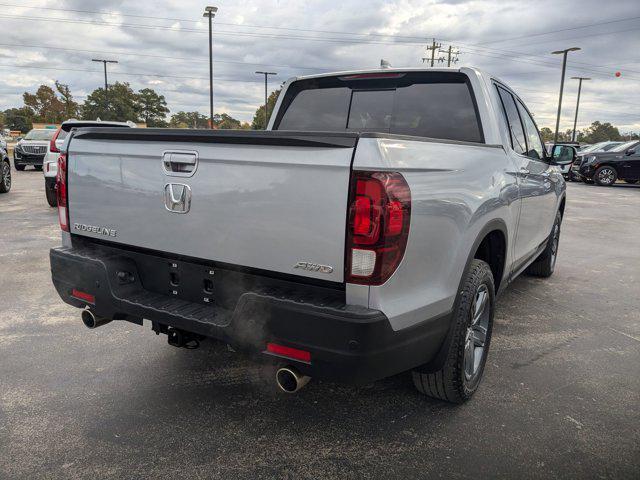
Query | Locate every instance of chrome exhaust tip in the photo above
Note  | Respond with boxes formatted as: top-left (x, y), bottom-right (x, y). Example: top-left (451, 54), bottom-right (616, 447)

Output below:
top-left (81, 309), bottom-right (112, 329)
top-left (276, 366), bottom-right (310, 393)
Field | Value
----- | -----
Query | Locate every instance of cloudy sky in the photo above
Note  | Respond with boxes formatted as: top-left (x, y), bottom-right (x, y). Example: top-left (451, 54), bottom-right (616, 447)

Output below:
top-left (0, 0), bottom-right (638, 132)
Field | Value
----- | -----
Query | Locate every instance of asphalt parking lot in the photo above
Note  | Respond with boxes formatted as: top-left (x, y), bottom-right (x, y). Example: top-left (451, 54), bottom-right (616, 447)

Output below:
top-left (1, 169), bottom-right (638, 479)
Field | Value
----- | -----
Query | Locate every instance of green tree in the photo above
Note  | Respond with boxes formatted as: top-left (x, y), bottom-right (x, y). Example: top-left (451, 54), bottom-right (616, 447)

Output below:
top-left (55, 81), bottom-right (80, 120)
top-left (3, 107), bottom-right (33, 132)
top-left (169, 111), bottom-right (209, 129)
top-left (136, 88), bottom-right (169, 127)
top-left (251, 89), bottom-right (281, 130)
top-left (539, 127), bottom-right (554, 143)
top-left (82, 82), bottom-right (140, 122)
top-left (212, 113), bottom-right (245, 129)
top-left (580, 121), bottom-right (621, 143)
top-left (23, 85), bottom-right (65, 123)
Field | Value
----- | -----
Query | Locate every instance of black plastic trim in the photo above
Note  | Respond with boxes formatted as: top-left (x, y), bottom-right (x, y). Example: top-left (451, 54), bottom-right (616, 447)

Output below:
top-left (71, 127), bottom-right (359, 148)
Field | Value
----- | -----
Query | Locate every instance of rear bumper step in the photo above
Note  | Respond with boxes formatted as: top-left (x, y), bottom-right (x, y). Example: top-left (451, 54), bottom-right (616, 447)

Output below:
top-left (50, 244), bottom-right (449, 384)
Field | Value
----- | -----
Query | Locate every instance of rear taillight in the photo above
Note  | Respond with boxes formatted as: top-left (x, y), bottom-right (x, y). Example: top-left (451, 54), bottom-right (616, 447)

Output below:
top-left (56, 153), bottom-right (69, 231)
top-left (50, 127), bottom-right (62, 153)
top-left (346, 171), bottom-right (411, 285)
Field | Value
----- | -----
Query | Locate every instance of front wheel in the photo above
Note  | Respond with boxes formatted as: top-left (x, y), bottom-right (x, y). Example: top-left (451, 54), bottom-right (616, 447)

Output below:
top-left (594, 166), bottom-right (617, 186)
top-left (14, 163), bottom-right (25, 171)
top-left (412, 259), bottom-right (495, 403)
top-left (34, 165), bottom-right (43, 171)
top-left (0, 160), bottom-right (11, 193)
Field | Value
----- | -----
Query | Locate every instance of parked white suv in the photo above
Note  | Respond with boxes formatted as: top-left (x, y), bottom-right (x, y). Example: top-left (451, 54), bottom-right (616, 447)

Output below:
top-left (44, 120), bottom-right (135, 206)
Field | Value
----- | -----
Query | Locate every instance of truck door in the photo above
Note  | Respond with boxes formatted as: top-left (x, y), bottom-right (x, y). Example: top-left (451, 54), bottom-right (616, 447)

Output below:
top-left (513, 99), bottom-right (557, 262)
top-left (495, 86), bottom-right (555, 268)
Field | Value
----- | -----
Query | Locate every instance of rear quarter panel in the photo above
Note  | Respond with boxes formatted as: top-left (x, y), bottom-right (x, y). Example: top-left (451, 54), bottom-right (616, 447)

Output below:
top-left (351, 137), bottom-right (519, 330)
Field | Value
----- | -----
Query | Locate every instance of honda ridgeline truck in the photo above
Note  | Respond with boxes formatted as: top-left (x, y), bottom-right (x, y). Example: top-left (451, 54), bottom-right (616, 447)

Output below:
top-left (50, 68), bottom-right (574, 402)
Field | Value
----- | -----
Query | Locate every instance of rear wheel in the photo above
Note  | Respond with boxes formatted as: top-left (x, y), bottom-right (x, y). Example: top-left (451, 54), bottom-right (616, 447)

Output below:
top-left (0, 160), bottom-right (11, 193)
top-left (34, 165), bottom-right (43, 171)
top-left (594, 166), bottom-right (617, 186)
top-left (45, 180), bottom-right (57, 206)
top-left (526, 211), bottom-right (561, 278)
top-left (412, 259), bottom-right (495, 403)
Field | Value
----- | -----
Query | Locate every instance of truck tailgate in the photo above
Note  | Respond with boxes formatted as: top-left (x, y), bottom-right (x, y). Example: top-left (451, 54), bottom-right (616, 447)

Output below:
top-left (66, 129), bottom-right (358, 283)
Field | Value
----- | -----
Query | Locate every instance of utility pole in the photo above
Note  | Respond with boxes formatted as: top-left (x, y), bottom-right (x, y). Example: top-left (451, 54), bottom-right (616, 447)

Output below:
top-left (203, 6), bottom-right (218, 129)
top-left (422, 38), bottom-right (442, 67)
top-left (91, 58), bottom-right (117, 118)
top-left (255, 71), bottom-right (277, 129)
top-left (445, 45), bottom-right (459, 67)
top-left (551, 47), bottom-right (581, 144)
top-left (570, 76), bottom-right (590, 142)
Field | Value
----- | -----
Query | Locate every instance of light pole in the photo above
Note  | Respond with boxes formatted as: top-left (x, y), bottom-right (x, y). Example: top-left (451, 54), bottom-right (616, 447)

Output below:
top-left (92, 58), bottom-right (118, 119)
top-left (551, 47), bottom-right (580, 144)
top-left (203, 6), bottom-right (218, 129)
top-left (570, 77), bottom-right (590, 142)
top-left (255, 71), bottom-right (277, 129)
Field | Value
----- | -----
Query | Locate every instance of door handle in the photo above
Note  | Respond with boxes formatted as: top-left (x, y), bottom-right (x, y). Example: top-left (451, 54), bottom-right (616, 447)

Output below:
top-left (520, 167), bottom-right (530, 175)
top-left (162, 151), bottom-right (198, 177)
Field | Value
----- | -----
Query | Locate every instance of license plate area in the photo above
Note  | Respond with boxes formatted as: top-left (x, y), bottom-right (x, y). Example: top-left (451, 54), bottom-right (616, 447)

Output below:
top-left (134, 255), bottom-right (218, 307)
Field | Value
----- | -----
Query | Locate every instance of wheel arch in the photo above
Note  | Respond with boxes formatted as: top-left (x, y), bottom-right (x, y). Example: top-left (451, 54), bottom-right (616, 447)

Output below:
top-left (417, 218), bottom-right (508, 374)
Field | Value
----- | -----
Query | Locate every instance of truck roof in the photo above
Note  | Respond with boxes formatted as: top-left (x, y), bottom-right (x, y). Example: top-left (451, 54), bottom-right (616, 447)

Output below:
top-left (289, 66), bottom-right (485, 82)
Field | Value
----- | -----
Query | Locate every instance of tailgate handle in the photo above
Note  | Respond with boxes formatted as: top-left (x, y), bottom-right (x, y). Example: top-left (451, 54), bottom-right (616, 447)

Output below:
top-left (162, 151), bottom-right (198, 177)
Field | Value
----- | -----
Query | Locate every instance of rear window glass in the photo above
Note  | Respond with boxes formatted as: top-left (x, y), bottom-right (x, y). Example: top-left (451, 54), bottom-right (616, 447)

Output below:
top-left (274, 72), bottom-right (483, 143)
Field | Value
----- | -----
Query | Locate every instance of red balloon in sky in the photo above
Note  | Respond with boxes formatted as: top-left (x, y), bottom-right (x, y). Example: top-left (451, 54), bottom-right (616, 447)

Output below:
top-left (615, 71), bottom-right (621, 77)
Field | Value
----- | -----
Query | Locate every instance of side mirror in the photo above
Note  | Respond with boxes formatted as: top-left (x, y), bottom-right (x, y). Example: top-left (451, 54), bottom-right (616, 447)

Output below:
top-left (626, 149), bottom-right (635, 156)
top-left (551, 144), bottom-right (576, 165)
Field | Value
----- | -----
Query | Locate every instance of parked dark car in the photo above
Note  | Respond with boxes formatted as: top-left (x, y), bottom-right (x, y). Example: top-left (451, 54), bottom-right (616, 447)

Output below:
top-left (0, 147), bottom-right (10, 193)
top-left (577, 140), bottom-right (640, 186)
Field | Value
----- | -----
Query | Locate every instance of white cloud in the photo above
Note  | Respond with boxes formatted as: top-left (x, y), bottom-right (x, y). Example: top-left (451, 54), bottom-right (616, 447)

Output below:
top-left (0, 0), bottom-right (637, 131)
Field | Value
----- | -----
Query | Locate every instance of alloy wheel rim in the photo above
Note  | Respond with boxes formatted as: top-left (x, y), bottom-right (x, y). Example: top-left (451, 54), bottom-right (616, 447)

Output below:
top-left (2, 163), bottom-right (9, 189)
top-left (599, 168), bottom-right (614, 184)
top-left (464, 284), bottom-right (490, 381)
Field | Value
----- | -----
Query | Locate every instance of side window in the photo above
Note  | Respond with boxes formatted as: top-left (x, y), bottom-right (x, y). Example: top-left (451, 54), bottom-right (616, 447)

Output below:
top-left (515, 100), bottom-right (545, 161)
top-left (496, 86), bottom-right (526, 155)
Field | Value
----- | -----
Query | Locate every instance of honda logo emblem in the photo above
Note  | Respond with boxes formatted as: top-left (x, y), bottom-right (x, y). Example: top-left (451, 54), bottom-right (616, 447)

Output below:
top-left (164, 183), bottom-right (191, 214)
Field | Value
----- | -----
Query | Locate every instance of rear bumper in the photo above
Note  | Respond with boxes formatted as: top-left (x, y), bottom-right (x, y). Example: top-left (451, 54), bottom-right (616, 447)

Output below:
top-left (50, 243), bottom-right (449, 384)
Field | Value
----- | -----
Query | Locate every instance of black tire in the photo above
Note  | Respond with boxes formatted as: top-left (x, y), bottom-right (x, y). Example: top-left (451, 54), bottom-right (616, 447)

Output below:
top-left (0, 160), bottom-right (11, 193)
top-left (624, 179), bottom-right (638, 184)
top-left (14, 164), bottom-right (25, 171)
top-left (34, 165), bottom-right (43, 171)
top-left (526, 211), bottom-right (561, 278)
top-left (594, 165), bottom-right (617, 186)
top-left (412, 259), bottom-right (495, 403)
top-left (45, 180), bottom-right (57, 206)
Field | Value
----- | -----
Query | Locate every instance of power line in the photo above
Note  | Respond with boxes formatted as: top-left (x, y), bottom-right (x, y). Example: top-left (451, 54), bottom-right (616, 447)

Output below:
top-left (2, 2), bottom-right (639, 49)
top-left (477, 15), bottom-right (640, 45)
top-left (0, 41), bottom-right (327, 71)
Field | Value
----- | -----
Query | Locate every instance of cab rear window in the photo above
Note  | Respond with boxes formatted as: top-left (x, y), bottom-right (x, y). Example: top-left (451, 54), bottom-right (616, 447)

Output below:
top-left (274, 72), bottom-right (484, 143)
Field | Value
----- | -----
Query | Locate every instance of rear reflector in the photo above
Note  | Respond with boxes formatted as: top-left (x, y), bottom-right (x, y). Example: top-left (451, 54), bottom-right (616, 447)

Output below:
top-left (266, 343), bottom-right (311, 363)
top-left (71, 289), bottom-right (95, 304)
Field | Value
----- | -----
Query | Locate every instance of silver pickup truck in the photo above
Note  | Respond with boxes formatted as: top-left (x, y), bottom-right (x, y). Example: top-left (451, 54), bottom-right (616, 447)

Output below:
top-left (50, 68), bottom-right (574, 403)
